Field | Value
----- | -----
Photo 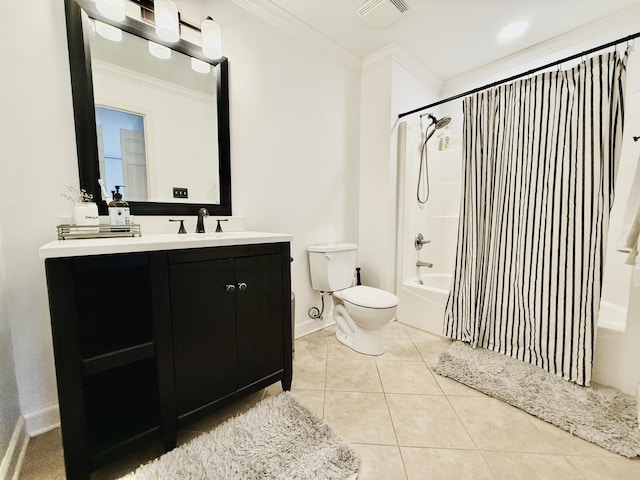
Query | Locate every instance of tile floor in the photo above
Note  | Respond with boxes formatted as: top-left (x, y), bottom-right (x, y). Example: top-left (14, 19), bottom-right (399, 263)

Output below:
top-left (18, 321), bottom-right (640, 479)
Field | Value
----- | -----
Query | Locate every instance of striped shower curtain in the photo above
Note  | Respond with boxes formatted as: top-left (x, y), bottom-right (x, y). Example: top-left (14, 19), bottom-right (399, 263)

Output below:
top-left (443, 50), bottom-right (628, 386)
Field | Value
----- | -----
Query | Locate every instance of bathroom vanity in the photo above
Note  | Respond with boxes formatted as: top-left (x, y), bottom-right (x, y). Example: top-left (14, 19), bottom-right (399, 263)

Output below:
top-left (39, 232), bottom-right (292, 479)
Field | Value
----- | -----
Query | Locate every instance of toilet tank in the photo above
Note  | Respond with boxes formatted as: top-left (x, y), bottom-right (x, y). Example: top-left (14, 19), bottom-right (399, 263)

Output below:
top-left (308, 243), bottom-right (357, 292)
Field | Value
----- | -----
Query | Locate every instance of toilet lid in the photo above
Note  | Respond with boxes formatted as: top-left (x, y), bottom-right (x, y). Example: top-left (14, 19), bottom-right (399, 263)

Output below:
top-left (340, 286), bottom-right (399, 309)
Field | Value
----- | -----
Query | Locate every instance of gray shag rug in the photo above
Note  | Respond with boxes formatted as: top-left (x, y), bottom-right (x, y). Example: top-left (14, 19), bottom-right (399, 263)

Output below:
top-left (120, 392), bottom-right (359, 479)
top-left (433, 341), bottom-right (640, 458)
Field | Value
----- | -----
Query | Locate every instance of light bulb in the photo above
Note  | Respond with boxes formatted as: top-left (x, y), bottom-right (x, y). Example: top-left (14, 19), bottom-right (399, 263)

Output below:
top-left (191, 58), bottom-right (211, 74)
top-left (155, 0), bottom-right (180, 43)
top-left (148, 41), bottom-right (171, 60)
top-left (95, 20), bottom-right (122, 42)
top-left (95, 0), bottom-right (125, 22)
top-left (201, 17), bottom-right (222, 59)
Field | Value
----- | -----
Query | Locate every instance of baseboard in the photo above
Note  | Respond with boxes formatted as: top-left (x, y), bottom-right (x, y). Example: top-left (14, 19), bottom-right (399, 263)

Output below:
top-left (23, 405), bottom-right (60, 437)
top-left (295, 318), bottom-right (335, 339)
top-left (0, 416), bottom-right (28, 480)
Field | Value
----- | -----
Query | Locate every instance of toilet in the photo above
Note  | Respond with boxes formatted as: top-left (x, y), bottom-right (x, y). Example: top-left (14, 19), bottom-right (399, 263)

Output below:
top-left (308, 243), bottom-right (399, 355)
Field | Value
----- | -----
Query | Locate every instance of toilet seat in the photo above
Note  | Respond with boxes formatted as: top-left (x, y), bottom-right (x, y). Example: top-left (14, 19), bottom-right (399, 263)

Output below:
top-left (336, 286), bottom-right (399, 309)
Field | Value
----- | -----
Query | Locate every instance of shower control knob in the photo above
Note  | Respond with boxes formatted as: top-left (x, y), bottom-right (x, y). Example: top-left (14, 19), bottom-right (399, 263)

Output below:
top-left (238, 282), bottom-right (248, 291)
top-left (225, 284), bottom-right (236, 293)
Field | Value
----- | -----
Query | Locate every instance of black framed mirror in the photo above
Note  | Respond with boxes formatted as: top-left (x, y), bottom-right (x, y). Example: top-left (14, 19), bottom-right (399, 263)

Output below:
top-left (64, 0), bottom-right (231, 216)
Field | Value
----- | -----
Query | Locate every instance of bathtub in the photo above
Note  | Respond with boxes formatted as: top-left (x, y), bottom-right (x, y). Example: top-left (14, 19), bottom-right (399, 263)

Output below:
top-left (396, 273), bottom-right (452, 335)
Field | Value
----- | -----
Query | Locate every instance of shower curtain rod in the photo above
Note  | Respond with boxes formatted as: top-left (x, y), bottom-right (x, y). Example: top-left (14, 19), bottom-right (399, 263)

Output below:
top-left (398, 31), bottom-right (640, 119)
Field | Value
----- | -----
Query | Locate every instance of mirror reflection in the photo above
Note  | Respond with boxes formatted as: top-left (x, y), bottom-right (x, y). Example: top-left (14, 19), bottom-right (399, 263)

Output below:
top-left (88, 18), bottom-right (220, 205)
top-left (95, 106), bottom-right (148, 201)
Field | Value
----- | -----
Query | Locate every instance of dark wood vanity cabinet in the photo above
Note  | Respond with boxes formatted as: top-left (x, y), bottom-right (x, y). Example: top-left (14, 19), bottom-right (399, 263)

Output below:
top-left (44, 242), bottom-right (292, 479)
top-left (168, 244), bottom-right (289, 425)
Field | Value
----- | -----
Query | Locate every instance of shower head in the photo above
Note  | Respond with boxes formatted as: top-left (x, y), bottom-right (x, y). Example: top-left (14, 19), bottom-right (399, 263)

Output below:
top-left (423, 115), bottom-right (451, 142)
top-left (434, 116), bottom-right (451, 129)
top-left (426, 114), bottom-right (451, 129)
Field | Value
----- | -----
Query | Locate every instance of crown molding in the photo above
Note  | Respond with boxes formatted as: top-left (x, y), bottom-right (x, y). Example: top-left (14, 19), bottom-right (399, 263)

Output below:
top-left (362, 41), bottom-right (443, 92)
top-left (229, 0), bottom-right (362, 72)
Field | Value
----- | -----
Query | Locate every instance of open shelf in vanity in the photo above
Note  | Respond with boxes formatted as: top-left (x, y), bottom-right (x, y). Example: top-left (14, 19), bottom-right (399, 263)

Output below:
top-left (40, 232), bottom-right (293, 479)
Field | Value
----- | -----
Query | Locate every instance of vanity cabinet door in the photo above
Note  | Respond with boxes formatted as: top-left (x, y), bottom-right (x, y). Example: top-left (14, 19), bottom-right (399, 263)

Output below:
top-left (235, 253), bottom-right (284, 386)
top-left (169, 258), bottom-right (238, 418)
top-left (167, 242), bottom-right (292, 425)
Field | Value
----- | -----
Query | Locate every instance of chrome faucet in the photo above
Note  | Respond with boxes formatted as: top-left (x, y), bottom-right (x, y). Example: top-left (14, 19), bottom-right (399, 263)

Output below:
top-left (196, 208), bottom-right (209, 233)
top-left (416, 260), bottom-right (433, 268)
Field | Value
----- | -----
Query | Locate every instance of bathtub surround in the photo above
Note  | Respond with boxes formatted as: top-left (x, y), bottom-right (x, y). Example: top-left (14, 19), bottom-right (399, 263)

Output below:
top-left (119, 392), bottom-right (360, 480)
top-left (444, 49), bottom-right (629, 386)
top-left (395, 121), bottom-right (462, 335)
top-left (434, 342), bottom-right (640, 458)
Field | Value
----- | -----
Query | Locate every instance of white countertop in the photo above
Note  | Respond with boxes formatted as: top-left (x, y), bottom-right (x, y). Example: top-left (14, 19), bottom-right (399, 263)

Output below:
top-left (39, 231), bottom-right (293, 259)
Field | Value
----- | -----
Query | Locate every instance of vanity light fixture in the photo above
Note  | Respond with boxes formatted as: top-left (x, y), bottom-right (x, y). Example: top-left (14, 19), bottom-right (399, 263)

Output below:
top-left (96, 0), bottom-right (126, 22)
top-left (148, 41), bottom-right (171, 59)
top-left (154, 0), bottom-right (180, 43)
top-left (201, 17), bottom-right (222, 59)
top-left (190, 57), bottom-right (211, 74)
top-left (95, 20), bottom-right (123, 42)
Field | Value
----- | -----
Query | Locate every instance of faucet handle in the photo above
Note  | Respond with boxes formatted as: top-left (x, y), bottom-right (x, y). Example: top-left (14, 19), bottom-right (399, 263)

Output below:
top-left (414, 233), bottom-right (430, 250)
top-left (169, 219), bottom-right (186, 234)
top-left (215, 219), bottom-right (228, 233)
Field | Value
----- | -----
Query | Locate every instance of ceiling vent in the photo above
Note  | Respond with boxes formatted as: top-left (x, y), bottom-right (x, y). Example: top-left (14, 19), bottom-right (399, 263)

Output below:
top-left (356, 0), bottom-right (409, 29)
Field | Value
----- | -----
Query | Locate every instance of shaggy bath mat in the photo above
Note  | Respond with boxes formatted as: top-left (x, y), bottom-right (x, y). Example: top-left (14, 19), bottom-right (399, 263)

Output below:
top-left (120, 392), bottom-right (359, 479)
top-left (433, 341), bottom-right (640, 458)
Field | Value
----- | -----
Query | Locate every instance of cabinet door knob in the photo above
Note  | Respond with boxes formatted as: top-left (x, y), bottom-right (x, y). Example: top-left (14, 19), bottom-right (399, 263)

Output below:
top-left (225, 284), bottom-right (236, 293)
top-left (237, 282), bottom-right (248, 291)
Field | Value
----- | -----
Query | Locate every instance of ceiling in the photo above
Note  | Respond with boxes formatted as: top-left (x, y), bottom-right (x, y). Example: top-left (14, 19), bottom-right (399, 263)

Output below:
top-left (177, 0), bottom-right (640, 81)
top-left (266, 0), bottom-right (640, 80)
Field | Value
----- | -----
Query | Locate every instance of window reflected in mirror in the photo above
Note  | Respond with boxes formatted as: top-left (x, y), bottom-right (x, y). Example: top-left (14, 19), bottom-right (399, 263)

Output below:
top-left (95, 106), bottom-right (148, 202)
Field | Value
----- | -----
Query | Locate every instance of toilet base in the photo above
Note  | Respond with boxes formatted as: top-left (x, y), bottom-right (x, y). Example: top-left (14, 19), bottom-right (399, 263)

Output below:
top-left (335, 327), bottom-right (384, 356)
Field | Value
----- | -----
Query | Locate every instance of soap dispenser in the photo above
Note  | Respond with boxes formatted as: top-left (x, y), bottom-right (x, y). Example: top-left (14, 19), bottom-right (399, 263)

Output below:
top-left (108, 186), bottom-right (131, 225)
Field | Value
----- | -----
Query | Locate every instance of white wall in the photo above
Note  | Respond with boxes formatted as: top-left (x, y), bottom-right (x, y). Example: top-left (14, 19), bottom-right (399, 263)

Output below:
top-left (0, 224), bottom-right (22, 476)
top-left (1, 0), bottom-right (81, 436)
top-left (217, 2), bottom-right (361, 337)
top-left (358, 60), bottom-right (393, 289)
top-left (358, 45), bottom-right (441, 293)
top-left (0, 0), bottom-right (361, 437)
